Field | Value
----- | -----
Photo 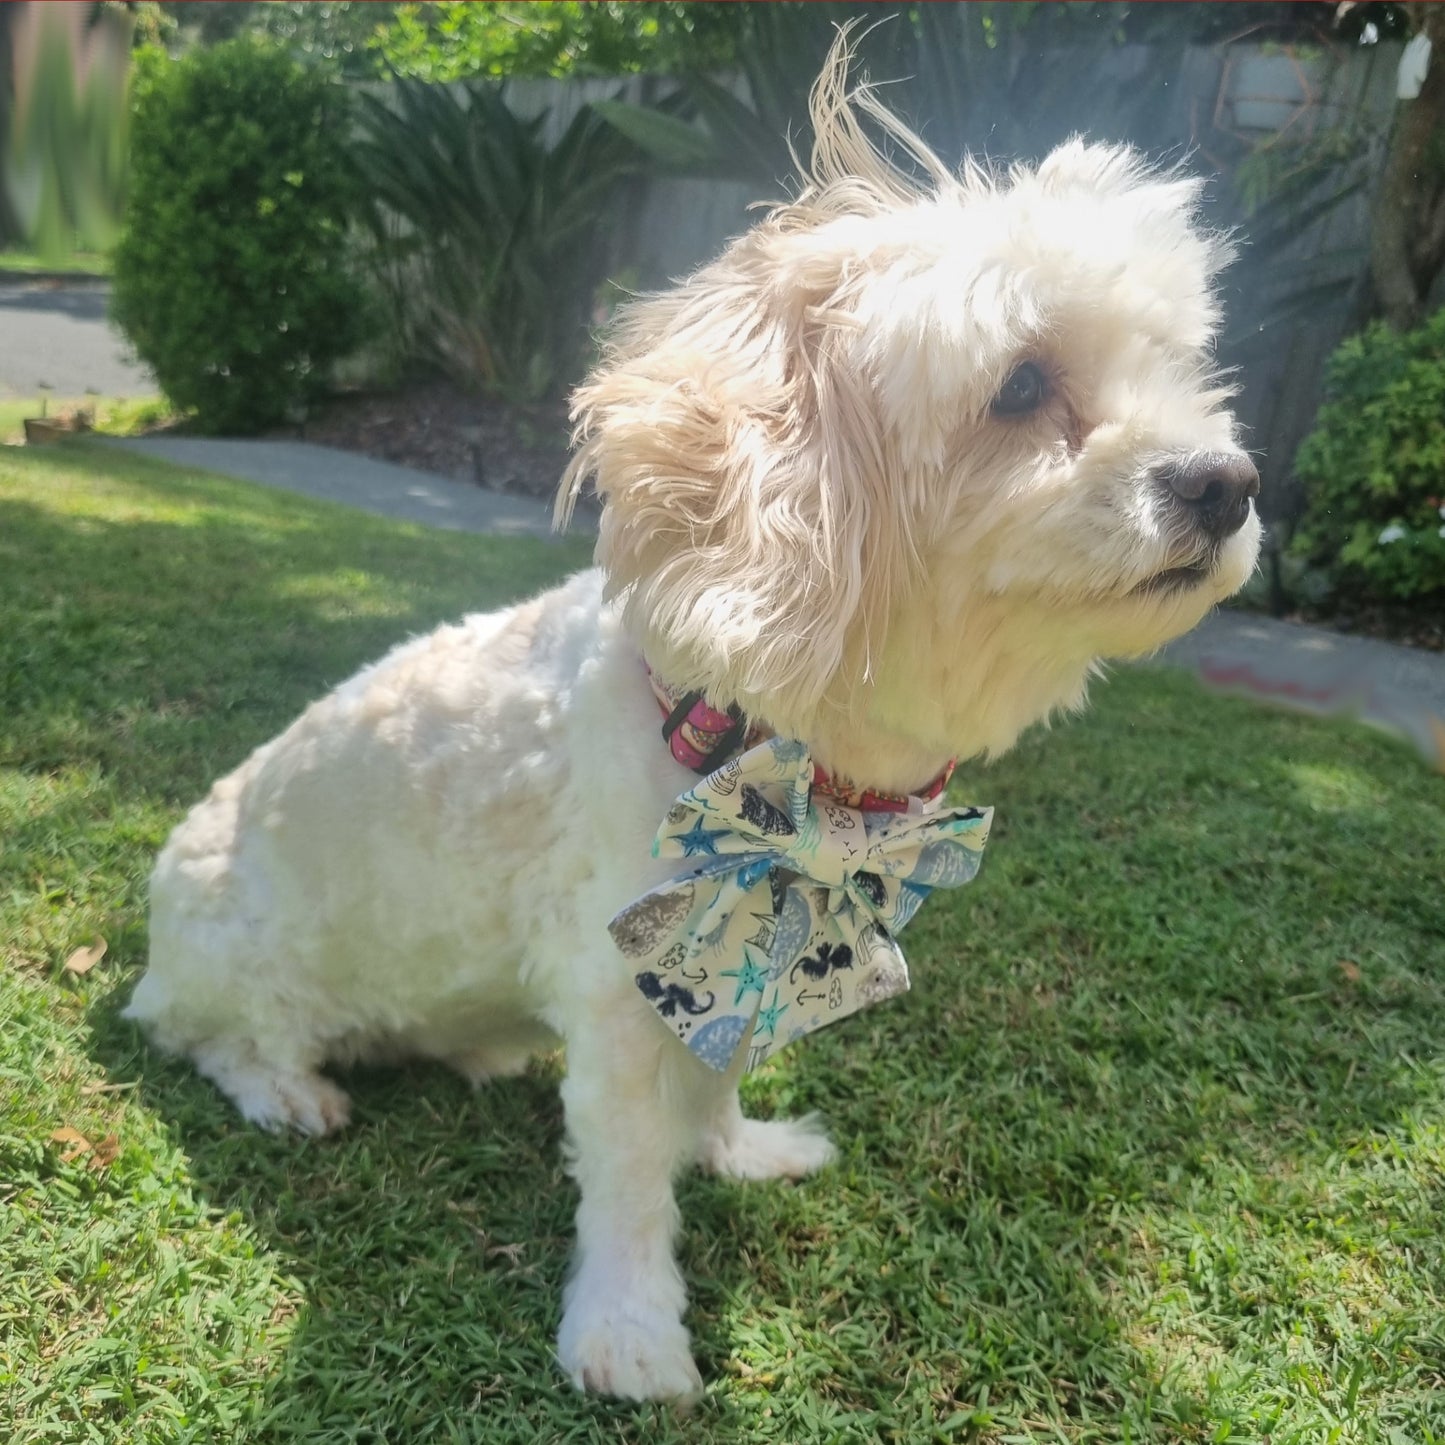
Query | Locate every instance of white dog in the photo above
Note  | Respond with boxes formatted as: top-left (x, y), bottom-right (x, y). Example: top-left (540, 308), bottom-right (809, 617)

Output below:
top-left (125, 40), bottom-right (1260, 1405)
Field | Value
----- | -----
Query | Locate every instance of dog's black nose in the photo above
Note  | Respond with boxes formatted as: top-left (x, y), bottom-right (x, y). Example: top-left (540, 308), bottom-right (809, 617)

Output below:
top-left (1155, 453), bottom-right (1260, 539)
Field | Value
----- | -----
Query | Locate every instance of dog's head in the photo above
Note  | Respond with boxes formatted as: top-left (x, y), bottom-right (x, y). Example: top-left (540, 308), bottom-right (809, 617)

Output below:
top-left (560, 37), bottom-right (1261, 773)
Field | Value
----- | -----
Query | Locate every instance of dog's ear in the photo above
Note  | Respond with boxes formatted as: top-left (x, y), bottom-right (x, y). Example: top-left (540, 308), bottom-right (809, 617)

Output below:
top-left (557, 223), bottom-right (920, 722)
top-left (556, 31), bottom-right (942, 723)
top-left (1030, 140), bottom-right (1232, 355)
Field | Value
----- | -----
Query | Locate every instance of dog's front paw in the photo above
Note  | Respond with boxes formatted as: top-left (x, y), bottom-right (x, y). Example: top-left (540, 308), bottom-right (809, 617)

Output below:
top-left (192, 1043), bottom-right (352, 1137)
top-left (557, 1289), bottom-right (702, 1405)
top-left (701, 1113), bottom-right (837, 1181)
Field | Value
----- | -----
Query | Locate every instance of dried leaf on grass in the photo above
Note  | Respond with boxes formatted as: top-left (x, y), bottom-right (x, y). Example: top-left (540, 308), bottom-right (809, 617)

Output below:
top-left (47, 1126), bottom-right (121, 1169)
top-left (63, 938), bottom-right (107, 975)
top-left (89, 1134), bottom-right (121, 1168)
top-left (49, 1126), bottom-right (92, 1162)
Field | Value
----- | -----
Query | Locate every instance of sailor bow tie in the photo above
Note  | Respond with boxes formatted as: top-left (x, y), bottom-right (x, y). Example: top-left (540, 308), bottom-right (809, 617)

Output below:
top-left (609, 736), bottom-right (992, 1072)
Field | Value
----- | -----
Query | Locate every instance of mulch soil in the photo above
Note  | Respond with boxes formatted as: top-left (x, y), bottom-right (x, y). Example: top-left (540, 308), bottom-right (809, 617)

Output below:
top-left (279, 380), bottom-right (574, 504)
top-left (1282, 599), bottom-right (1445, 653)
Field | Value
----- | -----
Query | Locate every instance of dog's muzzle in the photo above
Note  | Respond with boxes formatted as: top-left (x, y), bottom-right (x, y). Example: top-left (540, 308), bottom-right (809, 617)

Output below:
top-left (1153, 452), bottom-right (1260, 542)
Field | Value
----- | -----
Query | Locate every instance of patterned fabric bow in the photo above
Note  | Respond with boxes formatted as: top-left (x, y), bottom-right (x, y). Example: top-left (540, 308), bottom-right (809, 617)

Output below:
top-left (610, 737), bottom-right (992, 1072)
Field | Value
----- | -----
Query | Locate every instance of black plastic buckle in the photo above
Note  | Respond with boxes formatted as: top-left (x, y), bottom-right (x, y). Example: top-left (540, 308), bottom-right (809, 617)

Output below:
top-left (660, 691), bottom-right (749, 773)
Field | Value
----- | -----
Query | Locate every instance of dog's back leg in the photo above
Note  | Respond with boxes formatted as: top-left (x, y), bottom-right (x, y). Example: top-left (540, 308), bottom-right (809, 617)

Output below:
top-left (191, 1035), bottom-right (351, 1136)
top-left (698, 1090), bottom-right (837, 1181)
top-left (126, 962), bottom-right (353, 1136)
top-left (126, 762), bottom-right (364, 1135)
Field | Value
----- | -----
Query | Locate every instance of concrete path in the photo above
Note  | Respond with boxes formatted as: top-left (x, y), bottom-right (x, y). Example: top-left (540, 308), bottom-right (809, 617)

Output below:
top-left (1153, 611), bottom-right (1444, 769)
top-left (107, 436), bottom-right (588, 542)
top-left (102, 433), bottom-right (1444, 769)
top-left (0, 282), bottom-right (155, 398)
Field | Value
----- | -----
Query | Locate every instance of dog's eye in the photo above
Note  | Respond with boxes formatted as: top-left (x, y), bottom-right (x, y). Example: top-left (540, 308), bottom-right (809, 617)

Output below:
top-left (991, 362), bottom-right (1048, 417)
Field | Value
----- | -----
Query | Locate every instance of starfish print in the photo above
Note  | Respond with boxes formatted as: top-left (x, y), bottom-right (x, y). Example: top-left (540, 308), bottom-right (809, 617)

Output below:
top-left (718, 950), bottom-right (770, 1006)
top-left (676, 818), bottom-right (728, 857)
top-left (755, 989), bottom-right (789, 1039)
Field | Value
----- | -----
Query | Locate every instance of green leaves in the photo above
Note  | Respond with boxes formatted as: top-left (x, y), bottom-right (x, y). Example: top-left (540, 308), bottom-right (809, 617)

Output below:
top-left (352, 76), bottom-right (642, 402)
top-left (589, 98), bottom-right (717, 172)
top-left (6, 4), bottom-right (132, 264)
top-left (370, 1), bottom-right (744, 82)
top-left (1290, 308), bottom-right (1445, 602)
top-left (109, 41), bottom-right (367, 434)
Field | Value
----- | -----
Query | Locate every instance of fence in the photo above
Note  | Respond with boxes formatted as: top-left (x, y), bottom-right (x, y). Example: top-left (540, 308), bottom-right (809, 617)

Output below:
top-left (494, 38), bottom-right (1406, 541)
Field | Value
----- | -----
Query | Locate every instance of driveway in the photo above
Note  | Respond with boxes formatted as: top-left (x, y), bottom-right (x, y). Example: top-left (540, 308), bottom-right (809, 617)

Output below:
top-left (0, 281), bottom-right (155, 398)
top-left (105, 436), bottom-right (592, 543)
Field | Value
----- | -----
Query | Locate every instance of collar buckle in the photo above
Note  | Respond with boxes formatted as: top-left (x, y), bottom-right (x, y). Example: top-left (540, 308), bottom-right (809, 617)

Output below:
top-left (659, 689), bottom-right (749, 773)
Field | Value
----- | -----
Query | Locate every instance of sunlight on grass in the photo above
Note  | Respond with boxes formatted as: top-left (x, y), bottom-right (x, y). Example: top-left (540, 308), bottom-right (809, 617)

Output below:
top-left (0, 396), bottom-right (172, 445)
top-left (0, 248), bottom-right (110, 275)
top-left (2, 443), bottom-right (1443, 1443)
top-left (1282, 757), bottom-right (1394, 815)
top-left (269, 568), bottom-right (448, 620)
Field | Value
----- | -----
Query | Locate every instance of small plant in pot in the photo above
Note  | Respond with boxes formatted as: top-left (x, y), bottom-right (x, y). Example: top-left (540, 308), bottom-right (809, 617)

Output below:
top-left (22, 386), bottom-right (95, 444)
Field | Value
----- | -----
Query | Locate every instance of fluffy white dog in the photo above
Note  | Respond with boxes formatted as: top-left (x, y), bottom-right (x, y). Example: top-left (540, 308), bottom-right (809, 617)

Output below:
top-left (126, 41), bottom-right (1260, 1404)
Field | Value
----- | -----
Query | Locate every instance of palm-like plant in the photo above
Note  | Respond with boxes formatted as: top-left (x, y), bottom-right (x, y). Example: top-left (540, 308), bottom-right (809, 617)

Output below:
top-left (595, 6), bottom-right (1186, 195)
top-left (352, 77), bottom-right (643, 402)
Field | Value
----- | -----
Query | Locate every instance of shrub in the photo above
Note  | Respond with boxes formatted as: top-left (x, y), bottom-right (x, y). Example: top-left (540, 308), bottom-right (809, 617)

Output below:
top-left (111, 42), bottom-right (365, 434)
top-left (352, 78), bottom-right (640, 403)
top-left (1290, 309), bottom-right (1445, 602)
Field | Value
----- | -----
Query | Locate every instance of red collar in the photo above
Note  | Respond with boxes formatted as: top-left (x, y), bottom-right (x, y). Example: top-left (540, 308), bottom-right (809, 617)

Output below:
top-left (647, 668), bottom-right (955, 814)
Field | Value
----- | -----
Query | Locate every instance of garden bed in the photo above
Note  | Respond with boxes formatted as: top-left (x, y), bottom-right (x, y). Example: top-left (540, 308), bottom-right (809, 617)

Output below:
top-left (1284, 597), bottom-right (1445, 653)
top-left (278, 381), bottom-right (573, 503)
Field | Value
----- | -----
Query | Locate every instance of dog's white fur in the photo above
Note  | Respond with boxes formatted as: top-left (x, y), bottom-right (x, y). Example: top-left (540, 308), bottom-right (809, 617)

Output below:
top-left (126, 40), bottom-right (1260, 1404)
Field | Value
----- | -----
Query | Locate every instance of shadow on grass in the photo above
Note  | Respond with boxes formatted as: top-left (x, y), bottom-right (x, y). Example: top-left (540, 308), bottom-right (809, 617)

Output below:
top-left (8, 446), bottom-right (1444, 1439)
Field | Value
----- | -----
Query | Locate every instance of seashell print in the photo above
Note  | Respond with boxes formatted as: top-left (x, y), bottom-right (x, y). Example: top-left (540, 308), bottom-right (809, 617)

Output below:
top-left (609, 880), bottom-right (696, 957)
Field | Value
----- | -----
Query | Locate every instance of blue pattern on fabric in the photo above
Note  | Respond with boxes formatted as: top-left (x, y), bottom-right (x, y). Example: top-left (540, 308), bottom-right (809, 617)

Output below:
top-left (610, 738), bottom-right (993, 1072)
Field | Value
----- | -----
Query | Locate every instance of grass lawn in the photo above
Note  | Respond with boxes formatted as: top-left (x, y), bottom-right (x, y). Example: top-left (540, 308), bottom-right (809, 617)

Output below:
top-left (0, 248), bottom-right (110, 277)
top-left (2, 443), bottom-right (1443, 1444)
top-left (0, 397), bottom-right (173, 446)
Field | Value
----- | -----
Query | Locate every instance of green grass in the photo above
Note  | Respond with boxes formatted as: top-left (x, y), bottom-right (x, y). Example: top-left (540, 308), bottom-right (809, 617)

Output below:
top-left (0, 248), bottom-right (110, 276)
top-left (0, 395), bottom-right (175, 445)
top-left (2, 442), bottom-right (1443, 1444)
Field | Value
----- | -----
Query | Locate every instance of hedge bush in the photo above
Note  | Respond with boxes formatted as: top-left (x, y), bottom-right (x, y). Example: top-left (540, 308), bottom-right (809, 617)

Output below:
top-left (1290, 309), bottom-right (1445, 602)
top-left (111, 42), bottom-right (365, 434)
